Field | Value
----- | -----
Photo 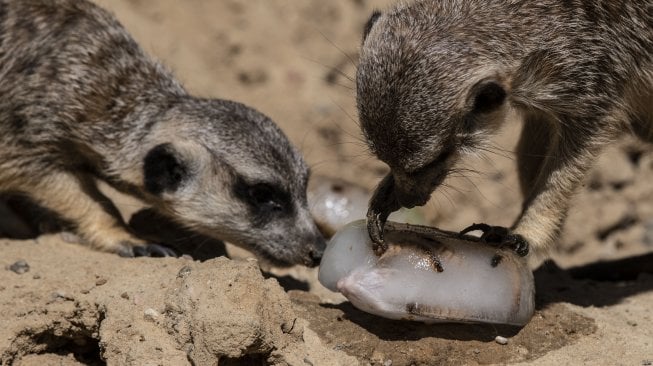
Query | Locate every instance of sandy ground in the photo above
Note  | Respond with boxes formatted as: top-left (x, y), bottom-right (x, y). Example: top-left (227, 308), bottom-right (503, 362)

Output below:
top-left (1, 0), bottom-right (652, 365)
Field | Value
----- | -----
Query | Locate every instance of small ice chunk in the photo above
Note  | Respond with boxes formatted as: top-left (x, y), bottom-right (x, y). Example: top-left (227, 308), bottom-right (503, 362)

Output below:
top-left (308, 176), bottom-right (425, 236)
top-left (318, 220), bottom-right (535, 326)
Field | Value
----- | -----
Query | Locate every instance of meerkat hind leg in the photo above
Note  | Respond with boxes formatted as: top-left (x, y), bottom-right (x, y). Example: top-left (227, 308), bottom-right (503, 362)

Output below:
top-left (30, 171), bottom-right (176, 257)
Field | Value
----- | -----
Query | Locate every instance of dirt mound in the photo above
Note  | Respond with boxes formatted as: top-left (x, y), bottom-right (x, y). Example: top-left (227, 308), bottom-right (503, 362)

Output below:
top-left (0, 236), bottom-right (357, 365)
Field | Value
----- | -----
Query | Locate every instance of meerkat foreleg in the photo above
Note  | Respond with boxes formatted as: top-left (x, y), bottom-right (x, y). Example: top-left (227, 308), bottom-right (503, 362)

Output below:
top-left (460, 116), bottom-right (607, 256)
top-left (457, 115), bottom-right (552, 256)
top-left (515, 115), bottom-right (555, 199)
top-left (366, 173), bottom-right (401, 255)
top-left (28, 171), bottom-right (175, 257)
top-left (511, 120), bottom-right (608, 256)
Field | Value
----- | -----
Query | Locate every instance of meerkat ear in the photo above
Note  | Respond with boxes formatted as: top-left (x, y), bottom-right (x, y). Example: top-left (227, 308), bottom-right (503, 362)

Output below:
top-left (470, 80), bottom-right (507, 113)
top-left (143, 143), bottom-right (189, 195)
top-left (362, 10), bottom-right (382, 42)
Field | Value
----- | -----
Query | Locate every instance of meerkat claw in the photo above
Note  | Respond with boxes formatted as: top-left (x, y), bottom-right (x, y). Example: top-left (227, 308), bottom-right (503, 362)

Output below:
top-left (367, 174), bottom-right (401, 256)
top-left (459, 223), bottom-right (493, 236)
top-left (119, 243), bottom-right (178, 258)
top-left (372, 239), bottom-right (388, 256)
top-left (506, 234), bottom-right (530, 257)
top-left (460, 223), bottom-right (530, 257)
top-left (136, 244), bottom-right (178, 257)
top-left (366, 211), bottom-right (389, 255)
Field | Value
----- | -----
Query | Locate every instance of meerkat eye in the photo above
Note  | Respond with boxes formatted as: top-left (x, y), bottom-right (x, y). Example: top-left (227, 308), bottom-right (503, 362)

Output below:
top-left (233, 175), bottom-right (291, 215)
top-left (247, 183), bottom-right (286, 211)
top-left (409, 147), bottom-right (454, 177)
top-left (248, 184), bottom-right (275, 205)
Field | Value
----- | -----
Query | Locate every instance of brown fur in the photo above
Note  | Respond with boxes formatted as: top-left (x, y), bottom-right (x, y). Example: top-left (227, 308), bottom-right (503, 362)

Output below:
top-left (358, 0), bottom-right (652, 256)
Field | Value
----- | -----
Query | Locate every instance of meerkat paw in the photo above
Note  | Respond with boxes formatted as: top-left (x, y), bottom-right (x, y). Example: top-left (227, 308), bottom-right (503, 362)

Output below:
top-left (117, 242), bottom-right (178, 258)
top-left (366, 213), bottom-right (389, 255)
top-left (460, 223), bottom-right (530, 257)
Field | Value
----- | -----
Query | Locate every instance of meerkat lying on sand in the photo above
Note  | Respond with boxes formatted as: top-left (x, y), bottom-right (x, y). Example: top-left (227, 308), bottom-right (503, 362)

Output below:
top-left (0, 0), bottom-right (324, 266)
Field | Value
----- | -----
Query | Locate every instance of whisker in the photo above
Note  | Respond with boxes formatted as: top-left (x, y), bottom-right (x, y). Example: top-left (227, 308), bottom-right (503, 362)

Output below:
top-left (300, 55), bottom-right (355, 83)
top-left (329, 96), bottom-right (363, 131)
top-left (435, 186), bottom-right (456, 208)
top-left (314, 28), bottom-right (358, 69)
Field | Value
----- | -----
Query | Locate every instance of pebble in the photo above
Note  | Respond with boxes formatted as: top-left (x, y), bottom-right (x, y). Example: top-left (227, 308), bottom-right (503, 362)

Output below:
top-left (8, 260), bottom-right (29, 274)
top-left (60, 231), bottom-right (82, 243)
top-left (95, 278), bottom-right (108, 286)
top-left (121, 292), bottom-right (130, 300)
top-left (52, 290), bottom-right (74, 301)
top-left (494, 336), bottom-right (509, 345)
top-left (144, 308), bottom-right (160, 321)
top-left (177, 265), bottom-right (192, 278)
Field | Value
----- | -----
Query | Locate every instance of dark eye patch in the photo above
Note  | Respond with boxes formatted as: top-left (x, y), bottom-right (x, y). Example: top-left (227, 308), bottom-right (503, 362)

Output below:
top-left (247, 183), bottom-right (284, 210)
top-left (233, 177), bottom-right (292, 226)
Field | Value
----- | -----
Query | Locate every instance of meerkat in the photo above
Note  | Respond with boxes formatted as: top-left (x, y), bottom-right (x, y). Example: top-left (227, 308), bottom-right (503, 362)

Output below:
top-left (0, 0), bottom-right (325, 267)
top-left (357, 0), bottom-right (652, 257)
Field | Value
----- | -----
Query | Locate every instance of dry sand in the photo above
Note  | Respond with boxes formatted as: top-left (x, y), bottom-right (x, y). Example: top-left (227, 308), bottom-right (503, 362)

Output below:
top-left (1, 0), bottom-right (652, 365)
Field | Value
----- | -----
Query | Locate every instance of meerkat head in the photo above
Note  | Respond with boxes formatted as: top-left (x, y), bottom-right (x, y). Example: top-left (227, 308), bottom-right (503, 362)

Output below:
top-left (357, 6), bottom-right (510, 210)
top-left (140, 99), bottom-right (325, 267)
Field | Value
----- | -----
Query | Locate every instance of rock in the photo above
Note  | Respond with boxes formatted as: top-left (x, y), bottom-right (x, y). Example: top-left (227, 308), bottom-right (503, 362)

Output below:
top-left (164, 258), bottom-right (298, 363)
top-left (143, 308), bottom-right (160, 322)
top-left (7, 260), bottom-right (29, 274)
top-left (95, 278), bottom-right (108, 286)
top-left (495, 336), bottom-right (508, 345)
